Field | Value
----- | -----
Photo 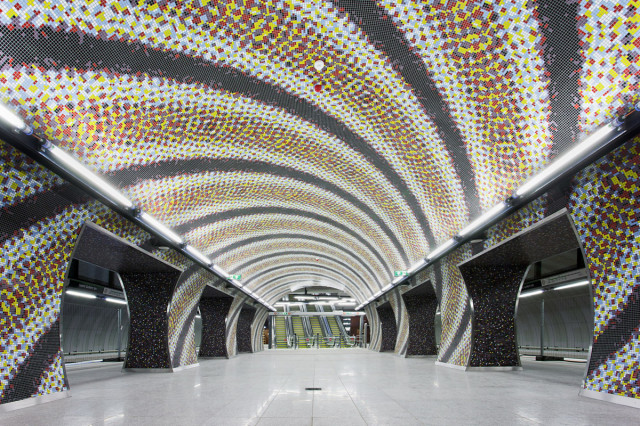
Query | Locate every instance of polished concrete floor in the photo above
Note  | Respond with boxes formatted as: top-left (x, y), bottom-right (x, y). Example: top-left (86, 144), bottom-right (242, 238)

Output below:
top-left (3, 349), bottom-right (638, 425)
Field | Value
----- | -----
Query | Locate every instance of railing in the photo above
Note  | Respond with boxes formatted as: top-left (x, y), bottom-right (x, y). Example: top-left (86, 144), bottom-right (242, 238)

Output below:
top-left (64, 349), bottom-right (126, 363)
top-left (320, 335), bottom-right (360, 348)
top-left (518, 345), bottom-right (589, 360)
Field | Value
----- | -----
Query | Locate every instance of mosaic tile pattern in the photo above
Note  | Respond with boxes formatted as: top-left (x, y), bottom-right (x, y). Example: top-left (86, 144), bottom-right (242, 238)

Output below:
top-left (388, 289), bottom-right (409, 356)
top-left (237, 307), bottom-right (256, 354)
top-left (376, 304), bottom-right (397, 353)
top-left (121, 272), bottom-right (180, 369)
top-left (199, 297), bottom-right (233, 358)
top-left (462, 265), bottom-right (527, 367)
top-left (225, 295), bottom-right (247, 358)
top-left (403, 291), bottom-right (439, 356)
top-left (168, 268), bottom-right (209, 368)
top-left (365, 305), bottom-right (382, 352)
top-left (569, 140), bottom-right (640, 399)
top-left (0, 0), bottom-right (639, 406)
top-left (251, 307), bottom-right (270, 353)
top-left (436, 250), bottom-right (473, 366)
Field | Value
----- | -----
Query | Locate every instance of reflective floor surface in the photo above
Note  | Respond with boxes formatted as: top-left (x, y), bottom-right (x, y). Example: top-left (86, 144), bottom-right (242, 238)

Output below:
top-left (2, 349), bottom-right (638, 425)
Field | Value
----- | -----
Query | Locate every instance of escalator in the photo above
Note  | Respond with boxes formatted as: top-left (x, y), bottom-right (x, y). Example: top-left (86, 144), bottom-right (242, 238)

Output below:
top-left (289, 306), bottom-right (309, 348)
top-left (309, 315), bottom-right (328, 348)
top-left (291, 316), bottom-right (309, 348)
top-left (274, 316), bottom-right (289, 349)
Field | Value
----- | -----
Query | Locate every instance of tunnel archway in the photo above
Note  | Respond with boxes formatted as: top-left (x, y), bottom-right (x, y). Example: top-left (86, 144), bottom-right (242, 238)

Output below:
top-left (63, 222), bottom-right (183, 371)
top-left (457, 209), bottom-right (592, 369)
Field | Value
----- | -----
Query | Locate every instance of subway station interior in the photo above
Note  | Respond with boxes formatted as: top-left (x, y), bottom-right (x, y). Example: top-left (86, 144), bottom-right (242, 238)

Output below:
top-left (0, 0), bottom-right (639, 425)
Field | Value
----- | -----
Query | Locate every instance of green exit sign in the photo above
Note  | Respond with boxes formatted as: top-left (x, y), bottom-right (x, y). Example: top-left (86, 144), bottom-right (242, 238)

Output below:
top-left (228, 274), bottom-right (242, 280)
top-left (394, 270), bottom-right (408, 277)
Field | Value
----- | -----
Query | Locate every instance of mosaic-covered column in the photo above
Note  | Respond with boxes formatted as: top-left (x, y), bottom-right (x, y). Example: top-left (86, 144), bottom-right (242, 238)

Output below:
top-left (388, 290), bottom-right (409, 356)
top-left (225, 295), bottom-right (246, 358)
top-left (459, 265), bottom-right (528, 368)
top-left (403, 292), bottom-right (439, 356)
top-left (569, 140), bottom-right (640, 406)
top-left (168, 268), bottom-right (208, 369)
top-left (376, 304), bottom-right (398, 352)
top-left (364, 305), bottom-right (381, 351)
top-left (237, 306), bottom-right (256, 353)
top-left (251, 307), bottom-right (269, 352)
top-left (121, 271), bottom-right (181, 370)
top-left (199, 297), bottom-right (233, 358)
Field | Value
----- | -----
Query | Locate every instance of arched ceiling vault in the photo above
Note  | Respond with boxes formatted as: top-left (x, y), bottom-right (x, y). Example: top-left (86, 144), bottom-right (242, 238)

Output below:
top-left (1, 1), bottom-right (636, 303)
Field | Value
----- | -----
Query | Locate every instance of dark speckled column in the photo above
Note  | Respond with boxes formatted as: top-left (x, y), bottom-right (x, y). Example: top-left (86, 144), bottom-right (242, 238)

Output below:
top-left (461, 265), bottom-right (528, 367)
top-left (237, 307), bottom-right (256, 353)
top-left (199, 297), bottom-right (233, 358)
top-left (121, 271), bottom-right (181, 369)
top-left (403, 293), bottom-right (439, 356)
top-left (376, 305), bottom-right (397, 352)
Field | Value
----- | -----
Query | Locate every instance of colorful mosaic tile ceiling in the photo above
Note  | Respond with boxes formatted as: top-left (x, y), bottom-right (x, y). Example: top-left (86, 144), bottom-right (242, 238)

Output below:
top-left (1, 0), bottom-right (638, 303)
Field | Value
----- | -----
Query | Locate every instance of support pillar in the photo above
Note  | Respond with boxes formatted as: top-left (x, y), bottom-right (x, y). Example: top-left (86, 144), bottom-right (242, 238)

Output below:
top-left (121, 271), bottom-right (181, 370)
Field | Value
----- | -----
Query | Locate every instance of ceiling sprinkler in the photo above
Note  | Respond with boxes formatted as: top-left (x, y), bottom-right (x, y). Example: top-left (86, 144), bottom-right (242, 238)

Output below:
top-left (313, 60), bottom-right (325, 72)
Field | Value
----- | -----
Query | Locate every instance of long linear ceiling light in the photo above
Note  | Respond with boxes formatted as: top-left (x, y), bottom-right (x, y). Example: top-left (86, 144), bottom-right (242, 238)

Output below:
top-left (0, 104), bottom-right (275, 311)
top-left (356, 104), bottom-right (640, 311)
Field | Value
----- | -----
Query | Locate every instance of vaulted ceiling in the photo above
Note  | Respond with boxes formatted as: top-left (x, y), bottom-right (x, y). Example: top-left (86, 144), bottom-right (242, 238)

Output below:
top-left (1, 0), bottom-right (635, 304)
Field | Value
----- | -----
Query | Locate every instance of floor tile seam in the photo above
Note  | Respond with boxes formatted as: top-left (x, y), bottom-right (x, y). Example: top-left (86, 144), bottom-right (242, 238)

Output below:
top-left (337, 372), bottom-right (375, 425)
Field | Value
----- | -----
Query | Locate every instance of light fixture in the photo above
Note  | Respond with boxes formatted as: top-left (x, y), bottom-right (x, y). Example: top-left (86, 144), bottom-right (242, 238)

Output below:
top-left (213, 265), bottom-right (228, 276)
top-left (407, 258), bottom-right (427, 274)
top-left (104, 297), bottom-right (127, 305)
top-left (382, 284), bottom-right (393, 292)
top-left (0, 103), bottom-right (31, 133)
top-left (458, 202), bottom-right (507, 238)
top-left (317, 296), bottom-right (339, 300)
top-left (515, 124), bottom-right (614, 198)
top-left (48, 145), bottom-right (134, 209)
top-left (137, 211), bottom-right (183, 245)
top-left (294, 295), bottom-right (315, 300)
top-left (231, 279), bottom-right (243, 287)
top-left (66, 289), bottom-right (97, 299)
top-left (554, 280), bottom-right (590, 291)
top-left (391, 276), bottom-right (404, 285)
top-left (519, 289), bottom-right (543, 298)
top-left (373, 291), bottom-right (382, 298)
top-left (426, 239), bottom-right (456, 260)
top-left (184, 245), bottom-right (211, 266)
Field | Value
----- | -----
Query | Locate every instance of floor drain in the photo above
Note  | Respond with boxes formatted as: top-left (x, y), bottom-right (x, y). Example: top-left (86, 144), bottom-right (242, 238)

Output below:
top-left (305, 387), bottom-right (322, 391)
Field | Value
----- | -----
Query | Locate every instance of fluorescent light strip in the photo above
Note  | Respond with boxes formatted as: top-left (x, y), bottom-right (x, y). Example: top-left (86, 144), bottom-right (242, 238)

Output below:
top-left (554, 280), bottom-right (590, 291)
top-left (184, 245), bottom-right (211, 266)
top-left (66, 289), bottom-right (97, 299)
top-left (427, 239), bottom-right (456, 260)
top-left (458, 202), bottom-right (507, 237)
top-left (212, 265), bottom-right (228, 276)
top-left (515, 125), bottom-right (614, 197)
top-left (104, 297), bottom-right (127, 305)
top-left (407, 258), bottom-right (427, 274)
top-left (0, 103), bottom-right (29, 131)
top-left (519, 289), bottom-right (543, 298)
top-left (382, 284), bottom-right (393, 292)
top-left (48, 145), bottom-right (134, 209)
top-left (138, 212), bottom-right (183, 245)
